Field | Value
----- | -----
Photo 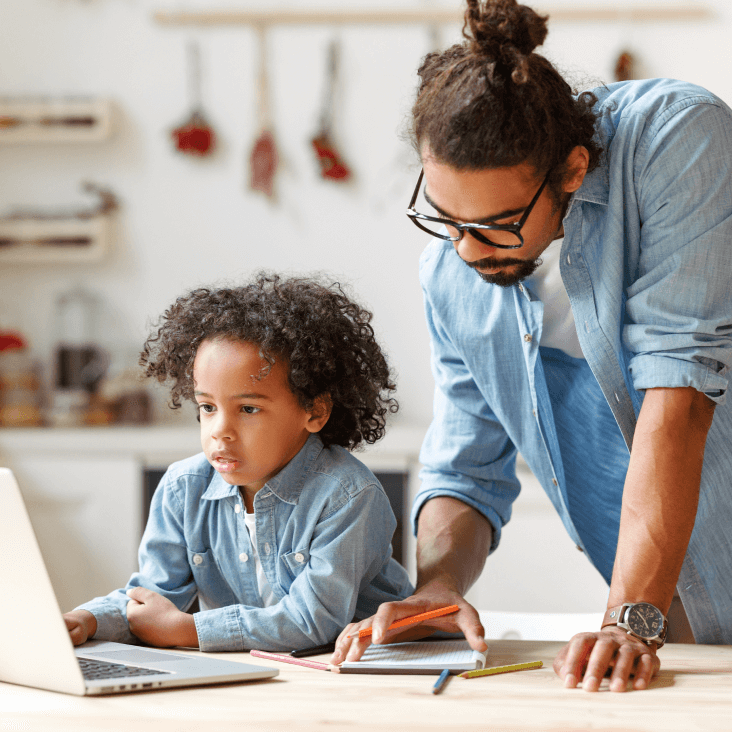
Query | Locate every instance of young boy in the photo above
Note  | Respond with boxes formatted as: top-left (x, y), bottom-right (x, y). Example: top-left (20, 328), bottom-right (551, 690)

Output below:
top-left (63, 273), bottom-right (413, 652)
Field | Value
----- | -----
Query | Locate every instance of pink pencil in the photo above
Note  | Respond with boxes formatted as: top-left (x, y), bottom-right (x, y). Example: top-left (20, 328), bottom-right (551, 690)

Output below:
top-left (250, 649), bottom-right (332, 671)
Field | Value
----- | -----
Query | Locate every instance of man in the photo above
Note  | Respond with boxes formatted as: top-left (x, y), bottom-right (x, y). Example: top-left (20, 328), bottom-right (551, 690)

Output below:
top-left (332, 0), bottom-right (732, 692)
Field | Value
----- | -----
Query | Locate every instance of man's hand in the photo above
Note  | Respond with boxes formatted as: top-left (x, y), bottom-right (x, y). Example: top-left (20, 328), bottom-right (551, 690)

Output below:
top-left (126, 587), bottom-right (198, 648)
top-left (330, 580), bottom-right (486, 665)
top-left (553, 626), bottom-right (660, 692)
top-left (63, 609), bottom-right (97, 646)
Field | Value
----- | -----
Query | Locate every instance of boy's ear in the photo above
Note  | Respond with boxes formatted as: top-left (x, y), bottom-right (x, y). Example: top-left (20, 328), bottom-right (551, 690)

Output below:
top-left (306, 395), bottom-right (332, 433)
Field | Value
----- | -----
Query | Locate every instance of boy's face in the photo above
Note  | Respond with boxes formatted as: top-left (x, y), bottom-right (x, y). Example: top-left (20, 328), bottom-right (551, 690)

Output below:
top-left (193, 337), bottom-right (329, 504)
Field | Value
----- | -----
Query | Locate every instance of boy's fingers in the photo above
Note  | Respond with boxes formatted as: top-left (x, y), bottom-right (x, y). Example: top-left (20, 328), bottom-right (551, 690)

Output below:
top-left (126, 586), bottom-right (153, 603)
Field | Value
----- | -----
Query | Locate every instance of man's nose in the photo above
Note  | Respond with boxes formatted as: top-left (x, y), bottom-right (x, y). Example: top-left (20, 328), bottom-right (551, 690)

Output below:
top-left (454, 232), bottom-right (496, 262)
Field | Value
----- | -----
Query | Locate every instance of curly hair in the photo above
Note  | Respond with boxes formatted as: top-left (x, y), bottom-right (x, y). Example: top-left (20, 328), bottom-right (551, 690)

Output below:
top-left (411, 0), bottom-right (602, 192)
top-left (140, 273), bottom-right (398, 450)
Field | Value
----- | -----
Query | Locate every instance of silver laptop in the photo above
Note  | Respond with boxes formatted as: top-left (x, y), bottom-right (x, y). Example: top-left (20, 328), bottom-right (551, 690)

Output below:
top-left (0, 467), bottom-right (278, 695)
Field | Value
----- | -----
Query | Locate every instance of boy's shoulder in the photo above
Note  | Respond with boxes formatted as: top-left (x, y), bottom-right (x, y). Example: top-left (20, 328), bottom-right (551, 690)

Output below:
top-left (159, 452), bottom-right (217, 496)
top-left (272, 437), bottom-right (385, 507)
top-left (312, 444), bottom-right (379, 492)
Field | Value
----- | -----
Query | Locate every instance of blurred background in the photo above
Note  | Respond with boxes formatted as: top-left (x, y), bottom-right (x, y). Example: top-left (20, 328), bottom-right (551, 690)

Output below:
top-left (1, 0), bottom-right (730, 628)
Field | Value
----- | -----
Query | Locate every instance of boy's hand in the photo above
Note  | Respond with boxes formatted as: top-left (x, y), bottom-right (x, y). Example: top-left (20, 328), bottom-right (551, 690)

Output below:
top-left (63, 609), bottom-right (98, 646)
top-left (126, 587), bottom-right (199, 648)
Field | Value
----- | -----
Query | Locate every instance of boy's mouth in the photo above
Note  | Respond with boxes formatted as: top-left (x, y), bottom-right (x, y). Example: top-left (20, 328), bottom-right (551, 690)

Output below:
top-left (212, 454), bottom-right (240, 472)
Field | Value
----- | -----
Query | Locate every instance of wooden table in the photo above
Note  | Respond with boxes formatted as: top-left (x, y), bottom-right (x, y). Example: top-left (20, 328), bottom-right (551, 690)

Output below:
top-left (2, 640), bottom-right (732, 732)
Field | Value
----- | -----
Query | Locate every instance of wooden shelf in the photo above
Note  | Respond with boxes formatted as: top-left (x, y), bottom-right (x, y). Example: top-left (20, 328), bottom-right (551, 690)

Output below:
top-left (0, 215), bottom-right (111, 263)
top-left (0, 99), bottom-right (113, 144)
top-left (153, 4), bottom-right (713, 26)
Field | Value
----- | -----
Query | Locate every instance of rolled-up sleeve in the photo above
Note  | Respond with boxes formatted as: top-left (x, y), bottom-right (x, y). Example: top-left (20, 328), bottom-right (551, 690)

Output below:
top-left (624, 99), bottom-right (732, 402)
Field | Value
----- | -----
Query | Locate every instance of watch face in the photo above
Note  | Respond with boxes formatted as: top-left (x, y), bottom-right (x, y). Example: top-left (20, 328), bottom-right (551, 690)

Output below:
top-left (626, 602), bottom-right (664, 639)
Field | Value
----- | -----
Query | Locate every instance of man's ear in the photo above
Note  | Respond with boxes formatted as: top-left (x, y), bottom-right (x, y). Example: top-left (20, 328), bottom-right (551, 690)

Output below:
top-left (306, 395), bottom-right (332, 433)
top-left (562, 145), bottom-right (590, 194)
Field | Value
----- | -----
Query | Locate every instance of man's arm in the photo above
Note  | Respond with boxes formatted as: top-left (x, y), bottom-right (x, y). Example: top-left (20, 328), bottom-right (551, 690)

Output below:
top-left (555, 386), bottom-right (715, 692)
top-left (332, 496), bottom-right (492, 663)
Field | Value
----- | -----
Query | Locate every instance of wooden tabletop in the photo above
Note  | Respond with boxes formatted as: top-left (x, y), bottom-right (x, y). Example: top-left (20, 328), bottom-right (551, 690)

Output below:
top-left (3, 640), bottom-right (732, 732)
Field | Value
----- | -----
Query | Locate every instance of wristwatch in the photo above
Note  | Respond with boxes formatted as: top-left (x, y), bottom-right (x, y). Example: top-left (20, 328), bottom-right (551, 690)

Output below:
top-left (601, 602), bottom-right (668, 647)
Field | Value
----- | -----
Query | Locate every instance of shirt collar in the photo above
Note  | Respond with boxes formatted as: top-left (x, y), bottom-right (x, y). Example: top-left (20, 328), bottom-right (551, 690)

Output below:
top-left (201, 433), bottom-right (325, 505)
top-left (571, 160), bottom-right (608, 207)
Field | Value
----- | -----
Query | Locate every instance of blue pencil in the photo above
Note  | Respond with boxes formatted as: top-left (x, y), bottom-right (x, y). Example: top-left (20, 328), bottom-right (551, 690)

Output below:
top-left (432, 668), bottom-right (451, 695)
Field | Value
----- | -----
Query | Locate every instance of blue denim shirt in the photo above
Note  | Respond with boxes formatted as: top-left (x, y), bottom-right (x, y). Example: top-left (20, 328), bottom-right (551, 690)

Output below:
top-left (413, 79), bottom-right (732, 644)
top-left (79, 435), bottom-right (413, 652)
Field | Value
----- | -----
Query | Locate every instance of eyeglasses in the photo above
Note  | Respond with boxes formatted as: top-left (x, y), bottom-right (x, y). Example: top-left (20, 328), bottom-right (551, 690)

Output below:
top-left (406, 168), bottom-right (551, 250)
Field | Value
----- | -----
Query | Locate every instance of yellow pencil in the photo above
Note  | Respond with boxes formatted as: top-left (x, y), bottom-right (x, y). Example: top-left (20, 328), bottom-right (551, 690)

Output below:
top-left (459, 660), bottom-right (543, 679)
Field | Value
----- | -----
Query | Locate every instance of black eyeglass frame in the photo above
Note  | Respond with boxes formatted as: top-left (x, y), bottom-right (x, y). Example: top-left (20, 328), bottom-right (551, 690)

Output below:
top-left (406, 168), bottom-right (552, 250)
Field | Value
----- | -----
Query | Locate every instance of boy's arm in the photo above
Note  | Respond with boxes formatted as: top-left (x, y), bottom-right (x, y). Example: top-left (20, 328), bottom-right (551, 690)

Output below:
top-left (69, 469), bottom-right (199, 646)
top-left (63, 609), bottom-right (97, 646)
top-left (125, 587), bottom-right (198, 647)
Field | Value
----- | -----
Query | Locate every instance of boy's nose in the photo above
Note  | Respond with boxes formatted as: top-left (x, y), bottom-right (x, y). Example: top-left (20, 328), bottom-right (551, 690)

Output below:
top-left (210, 413), bottom-right (235, 440)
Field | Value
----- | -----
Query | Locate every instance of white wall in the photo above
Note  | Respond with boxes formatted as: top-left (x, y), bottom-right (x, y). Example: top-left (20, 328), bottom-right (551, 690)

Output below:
top-left (2, 0), bottom-right (732, 422)
top-left (2, 0), bottom-right (732, 612)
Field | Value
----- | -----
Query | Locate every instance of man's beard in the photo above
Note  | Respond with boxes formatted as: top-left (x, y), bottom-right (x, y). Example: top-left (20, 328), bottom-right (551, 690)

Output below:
top-left (464, 254), bottom-right (541, 288)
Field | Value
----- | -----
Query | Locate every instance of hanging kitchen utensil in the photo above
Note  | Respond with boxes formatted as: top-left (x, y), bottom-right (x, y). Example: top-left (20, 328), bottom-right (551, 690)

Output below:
top-left (249, 25), bottom-right (279, 197)
top-left (311, 40), bottom-right (351, 182)
top-left (171, 41), bottom-right (216, 157)
top-left (614, 50), bottom-right (636, 82)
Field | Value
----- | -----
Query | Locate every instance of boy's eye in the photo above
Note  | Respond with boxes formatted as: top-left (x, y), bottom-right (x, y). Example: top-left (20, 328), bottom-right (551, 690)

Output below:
top-left (197, 403), bottom-right (214, 413)
top-left (241, 405), bottom-right (261, 415)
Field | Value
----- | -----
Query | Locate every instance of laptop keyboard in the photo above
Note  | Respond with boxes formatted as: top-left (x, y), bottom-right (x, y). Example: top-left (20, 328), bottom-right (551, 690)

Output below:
top-left (79, 656), bottom-right (172, 680)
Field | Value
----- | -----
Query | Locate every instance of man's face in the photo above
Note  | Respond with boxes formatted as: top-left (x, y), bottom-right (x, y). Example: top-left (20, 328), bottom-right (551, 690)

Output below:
top-left (420, 150), bottom-right (584, 287)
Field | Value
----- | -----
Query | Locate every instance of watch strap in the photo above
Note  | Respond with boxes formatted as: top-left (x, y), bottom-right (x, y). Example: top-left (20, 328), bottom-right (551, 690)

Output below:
top-left (601, 604), bottom-right (627, 629)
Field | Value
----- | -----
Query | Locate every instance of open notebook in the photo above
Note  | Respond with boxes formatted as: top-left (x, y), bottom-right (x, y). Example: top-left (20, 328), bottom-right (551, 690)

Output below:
top-left (338, 639), bottom-right (488, 675)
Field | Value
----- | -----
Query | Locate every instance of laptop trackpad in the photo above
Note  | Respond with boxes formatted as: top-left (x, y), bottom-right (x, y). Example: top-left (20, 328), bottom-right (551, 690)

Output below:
top-left (82, 649), bottom-right (190, 664)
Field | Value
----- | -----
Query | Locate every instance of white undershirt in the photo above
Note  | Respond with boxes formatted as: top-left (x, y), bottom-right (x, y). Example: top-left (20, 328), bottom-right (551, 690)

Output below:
top-left (525, 238), bottom-right (585, 359)
top-left (243, 509), bottom-right (277, 607)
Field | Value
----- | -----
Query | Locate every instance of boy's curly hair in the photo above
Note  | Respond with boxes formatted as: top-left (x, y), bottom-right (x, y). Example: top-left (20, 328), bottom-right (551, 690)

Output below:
top-left (140, 272), bottom-right (398, 450)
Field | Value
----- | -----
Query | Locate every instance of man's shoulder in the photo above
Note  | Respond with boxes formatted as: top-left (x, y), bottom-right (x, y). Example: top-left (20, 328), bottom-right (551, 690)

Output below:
top-left (419, 239), bottom-right (479, 298)
top-left (592, 78), bottom-right (730, 133)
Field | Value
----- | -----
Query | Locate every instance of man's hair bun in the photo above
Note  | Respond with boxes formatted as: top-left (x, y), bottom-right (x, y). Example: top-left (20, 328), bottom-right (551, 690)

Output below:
top-left (464, 0), bottom-right (548, 83)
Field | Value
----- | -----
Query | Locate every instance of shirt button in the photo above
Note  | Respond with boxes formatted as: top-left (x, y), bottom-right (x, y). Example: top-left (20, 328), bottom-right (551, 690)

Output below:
top-left (552, 478), bottom-right (558, 486)
top-left (518, 284), bottom-right (524, 293)
top-left (264, 543), bottom-right (271, 555)
top-left (193, 554), bottom-right (203, 565)
top-left (294, 552), bottom-right (305, 563)
top-left (235, 504), bottom-right (241, 513)
top-left (576, 545), bottom-right (584, 552)
top-left (523, 334), bottom-right (532, 343)
top-left (239, 552), bottom-right (249, 562)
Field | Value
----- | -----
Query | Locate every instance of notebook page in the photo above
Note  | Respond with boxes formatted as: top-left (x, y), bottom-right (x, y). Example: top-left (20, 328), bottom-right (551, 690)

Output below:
top-left (343, 640), bottom-right (487, 670)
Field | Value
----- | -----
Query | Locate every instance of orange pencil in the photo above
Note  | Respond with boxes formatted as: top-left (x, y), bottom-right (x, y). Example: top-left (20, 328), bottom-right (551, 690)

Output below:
top-left (347, 604), bottom-right (460, 640)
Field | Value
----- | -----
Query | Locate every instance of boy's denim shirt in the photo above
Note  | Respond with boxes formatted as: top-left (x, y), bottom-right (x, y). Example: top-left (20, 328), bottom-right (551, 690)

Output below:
top-left (414, 79), bottom-right (732, 644)
top-left (78, 434), bottom-right (413, 652)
